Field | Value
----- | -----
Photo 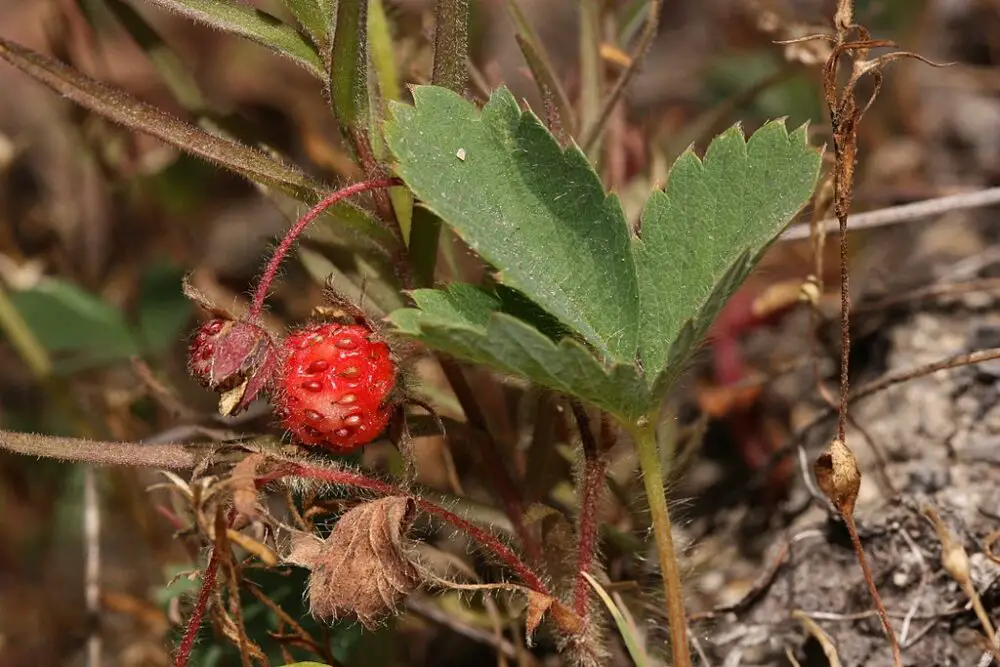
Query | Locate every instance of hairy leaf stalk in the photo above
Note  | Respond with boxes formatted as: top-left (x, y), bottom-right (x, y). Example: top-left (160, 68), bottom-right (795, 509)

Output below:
top-left (258, 462), bottom-right (550, 595)
top-left (174, 547), bottom-right (220, 667)
top-left (248, 177), bottom-right (401, 319)
top-left (631, 418), bottom-right (691, 667)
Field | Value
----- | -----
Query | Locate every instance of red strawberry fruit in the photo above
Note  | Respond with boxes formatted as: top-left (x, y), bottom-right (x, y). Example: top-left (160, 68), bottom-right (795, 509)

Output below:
top-left (275, 322), bottom-right (396, 452)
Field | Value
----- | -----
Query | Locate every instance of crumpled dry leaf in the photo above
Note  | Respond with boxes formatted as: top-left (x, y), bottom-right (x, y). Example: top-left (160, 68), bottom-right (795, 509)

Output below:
top-left (525, 590), bottom-right (555, 646)
top-left (285, 496), bottom-right (419, 628)
top-left (230, 454), bottom-right (264, 520)
top-left (814, 438), bottom-right (861, 517)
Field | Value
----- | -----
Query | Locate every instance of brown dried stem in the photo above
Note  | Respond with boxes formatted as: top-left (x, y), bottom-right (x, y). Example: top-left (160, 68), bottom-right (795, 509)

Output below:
top-left (844, 513), bottom-right (899, 664)
top-left (851, 347), bottom-right (1000, 403)
top-left (819, 3), bottom-right (911, 662)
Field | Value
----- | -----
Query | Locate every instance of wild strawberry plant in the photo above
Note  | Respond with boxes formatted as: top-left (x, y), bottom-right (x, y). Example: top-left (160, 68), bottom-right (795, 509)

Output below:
top-left (0, 2), bottom-right (822, 666)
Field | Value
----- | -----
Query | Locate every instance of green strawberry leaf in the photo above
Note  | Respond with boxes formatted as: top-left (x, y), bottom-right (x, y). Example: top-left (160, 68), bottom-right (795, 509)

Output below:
top-left (135, 261), bottom-right (193, 355)
top-left (389, 285), bottom-right (648, 421)
top-left (633, 120), bottom-right (821, 390)
top-left (283, 0), bottom-right (330, 51)
top-left (7, 279), bottom-right (139, 373)
top-left (385, 85), bottom-right (639, 364)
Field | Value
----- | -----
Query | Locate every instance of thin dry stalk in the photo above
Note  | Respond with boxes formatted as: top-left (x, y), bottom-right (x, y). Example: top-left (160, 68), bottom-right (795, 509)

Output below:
top-left (814, 1), bottom-right (939, 661)
top-left (844, 513), bottom-right (900, 665)
top-left (84, 466), bottom-right (102, 667)
top-left (580, 0), bottom-right (663, 152)
top-left (217, 529), bottom-right (253, 667)
top-left (780, 185), bottom-right (1000, 242)
top-left (923, 507), bottom-right (999, 652)
top-left (244, 582), bottom-right (339, 666)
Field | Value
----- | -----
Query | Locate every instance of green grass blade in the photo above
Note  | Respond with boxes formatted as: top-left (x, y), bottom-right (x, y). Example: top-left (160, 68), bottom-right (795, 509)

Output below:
top-left (581, 572), bottom-right (652, 667)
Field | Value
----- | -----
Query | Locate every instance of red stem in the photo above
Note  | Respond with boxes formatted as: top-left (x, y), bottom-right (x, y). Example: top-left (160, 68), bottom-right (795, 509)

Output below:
top-left (572, 453), bottom-right (606, 616)
top-left (569, 402), bottom-right (608, 617)
top-left (248, 177), bottom-right (401, 318)
top-left (174, 547), bottom-right (221, 667)
top-left (258, 463), bottom-right (549, 594)
top-left (437, 359), bottom-right (542, 564)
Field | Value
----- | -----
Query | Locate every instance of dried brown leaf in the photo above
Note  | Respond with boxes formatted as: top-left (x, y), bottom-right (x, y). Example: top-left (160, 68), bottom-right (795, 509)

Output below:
top-left (230, 454), bottom-right (265, 520)
top-left (525, 590), bottom-right (554, 646)
top-left (814, 439), bottom-right (860, 517)
top-left (285, 529), bottom-right (325, 568)
top-left (288, 497), bottom-right (419, 629)
top-left (792, 611), bottom-right (842, 667)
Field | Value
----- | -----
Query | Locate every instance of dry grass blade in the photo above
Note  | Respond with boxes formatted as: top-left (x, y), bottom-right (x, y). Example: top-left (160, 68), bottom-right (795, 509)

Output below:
top-left (0, 37), bottom-right (323, 203)
top-left (579, 0), bottom-right (663, 152)
top-left (792, 611), bottom-right (843, 667)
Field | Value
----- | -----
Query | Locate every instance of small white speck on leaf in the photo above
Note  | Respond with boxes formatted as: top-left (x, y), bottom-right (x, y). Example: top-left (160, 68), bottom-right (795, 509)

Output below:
top-left (456, 148), bottom-right (466, 161)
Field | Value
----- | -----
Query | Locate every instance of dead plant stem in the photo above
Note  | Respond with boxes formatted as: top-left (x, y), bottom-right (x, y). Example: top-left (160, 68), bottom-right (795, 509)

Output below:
top-left (852, 347), bottom-right (1000, 403)
top-left (844, 513), bottom-right (902, 666)
top-left (780, 186), bottom-right (1000, 242)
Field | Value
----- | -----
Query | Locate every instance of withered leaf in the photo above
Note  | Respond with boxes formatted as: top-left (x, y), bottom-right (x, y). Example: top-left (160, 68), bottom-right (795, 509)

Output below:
top-left (230, 454), bottom-right (265, 520)
top-left (814, 439), bottom-right (861, 517)
top-left (525, 590), bottom-right (555, 646)
top-left (286, 496), bottom-right (419, 629)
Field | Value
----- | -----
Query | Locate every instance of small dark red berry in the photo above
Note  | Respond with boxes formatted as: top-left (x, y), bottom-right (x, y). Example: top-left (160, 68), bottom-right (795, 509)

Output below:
top-left (275, 322), bottom-right (396, 452)
top-left (187, 317), bottom-right (279, 415)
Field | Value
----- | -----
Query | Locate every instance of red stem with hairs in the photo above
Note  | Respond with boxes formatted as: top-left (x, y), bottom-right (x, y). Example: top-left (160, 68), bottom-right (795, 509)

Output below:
top-left (248, 177), bottom-right (401, 319)
top-left (257, 463), bottom-right (549, 594)
top-left (174, 547), bottom-right (221, 667)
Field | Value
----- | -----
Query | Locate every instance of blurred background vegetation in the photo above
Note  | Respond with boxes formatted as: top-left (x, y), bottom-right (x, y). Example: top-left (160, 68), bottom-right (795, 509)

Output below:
top-left (1, 0), bottom-right (999, 665)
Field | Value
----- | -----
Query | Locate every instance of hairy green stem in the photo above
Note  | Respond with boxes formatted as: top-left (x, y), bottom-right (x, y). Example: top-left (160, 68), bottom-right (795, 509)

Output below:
top-left (630, 417), bottom-right (690, 667)
top-left (431, 0), bottom-right (471, 94)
